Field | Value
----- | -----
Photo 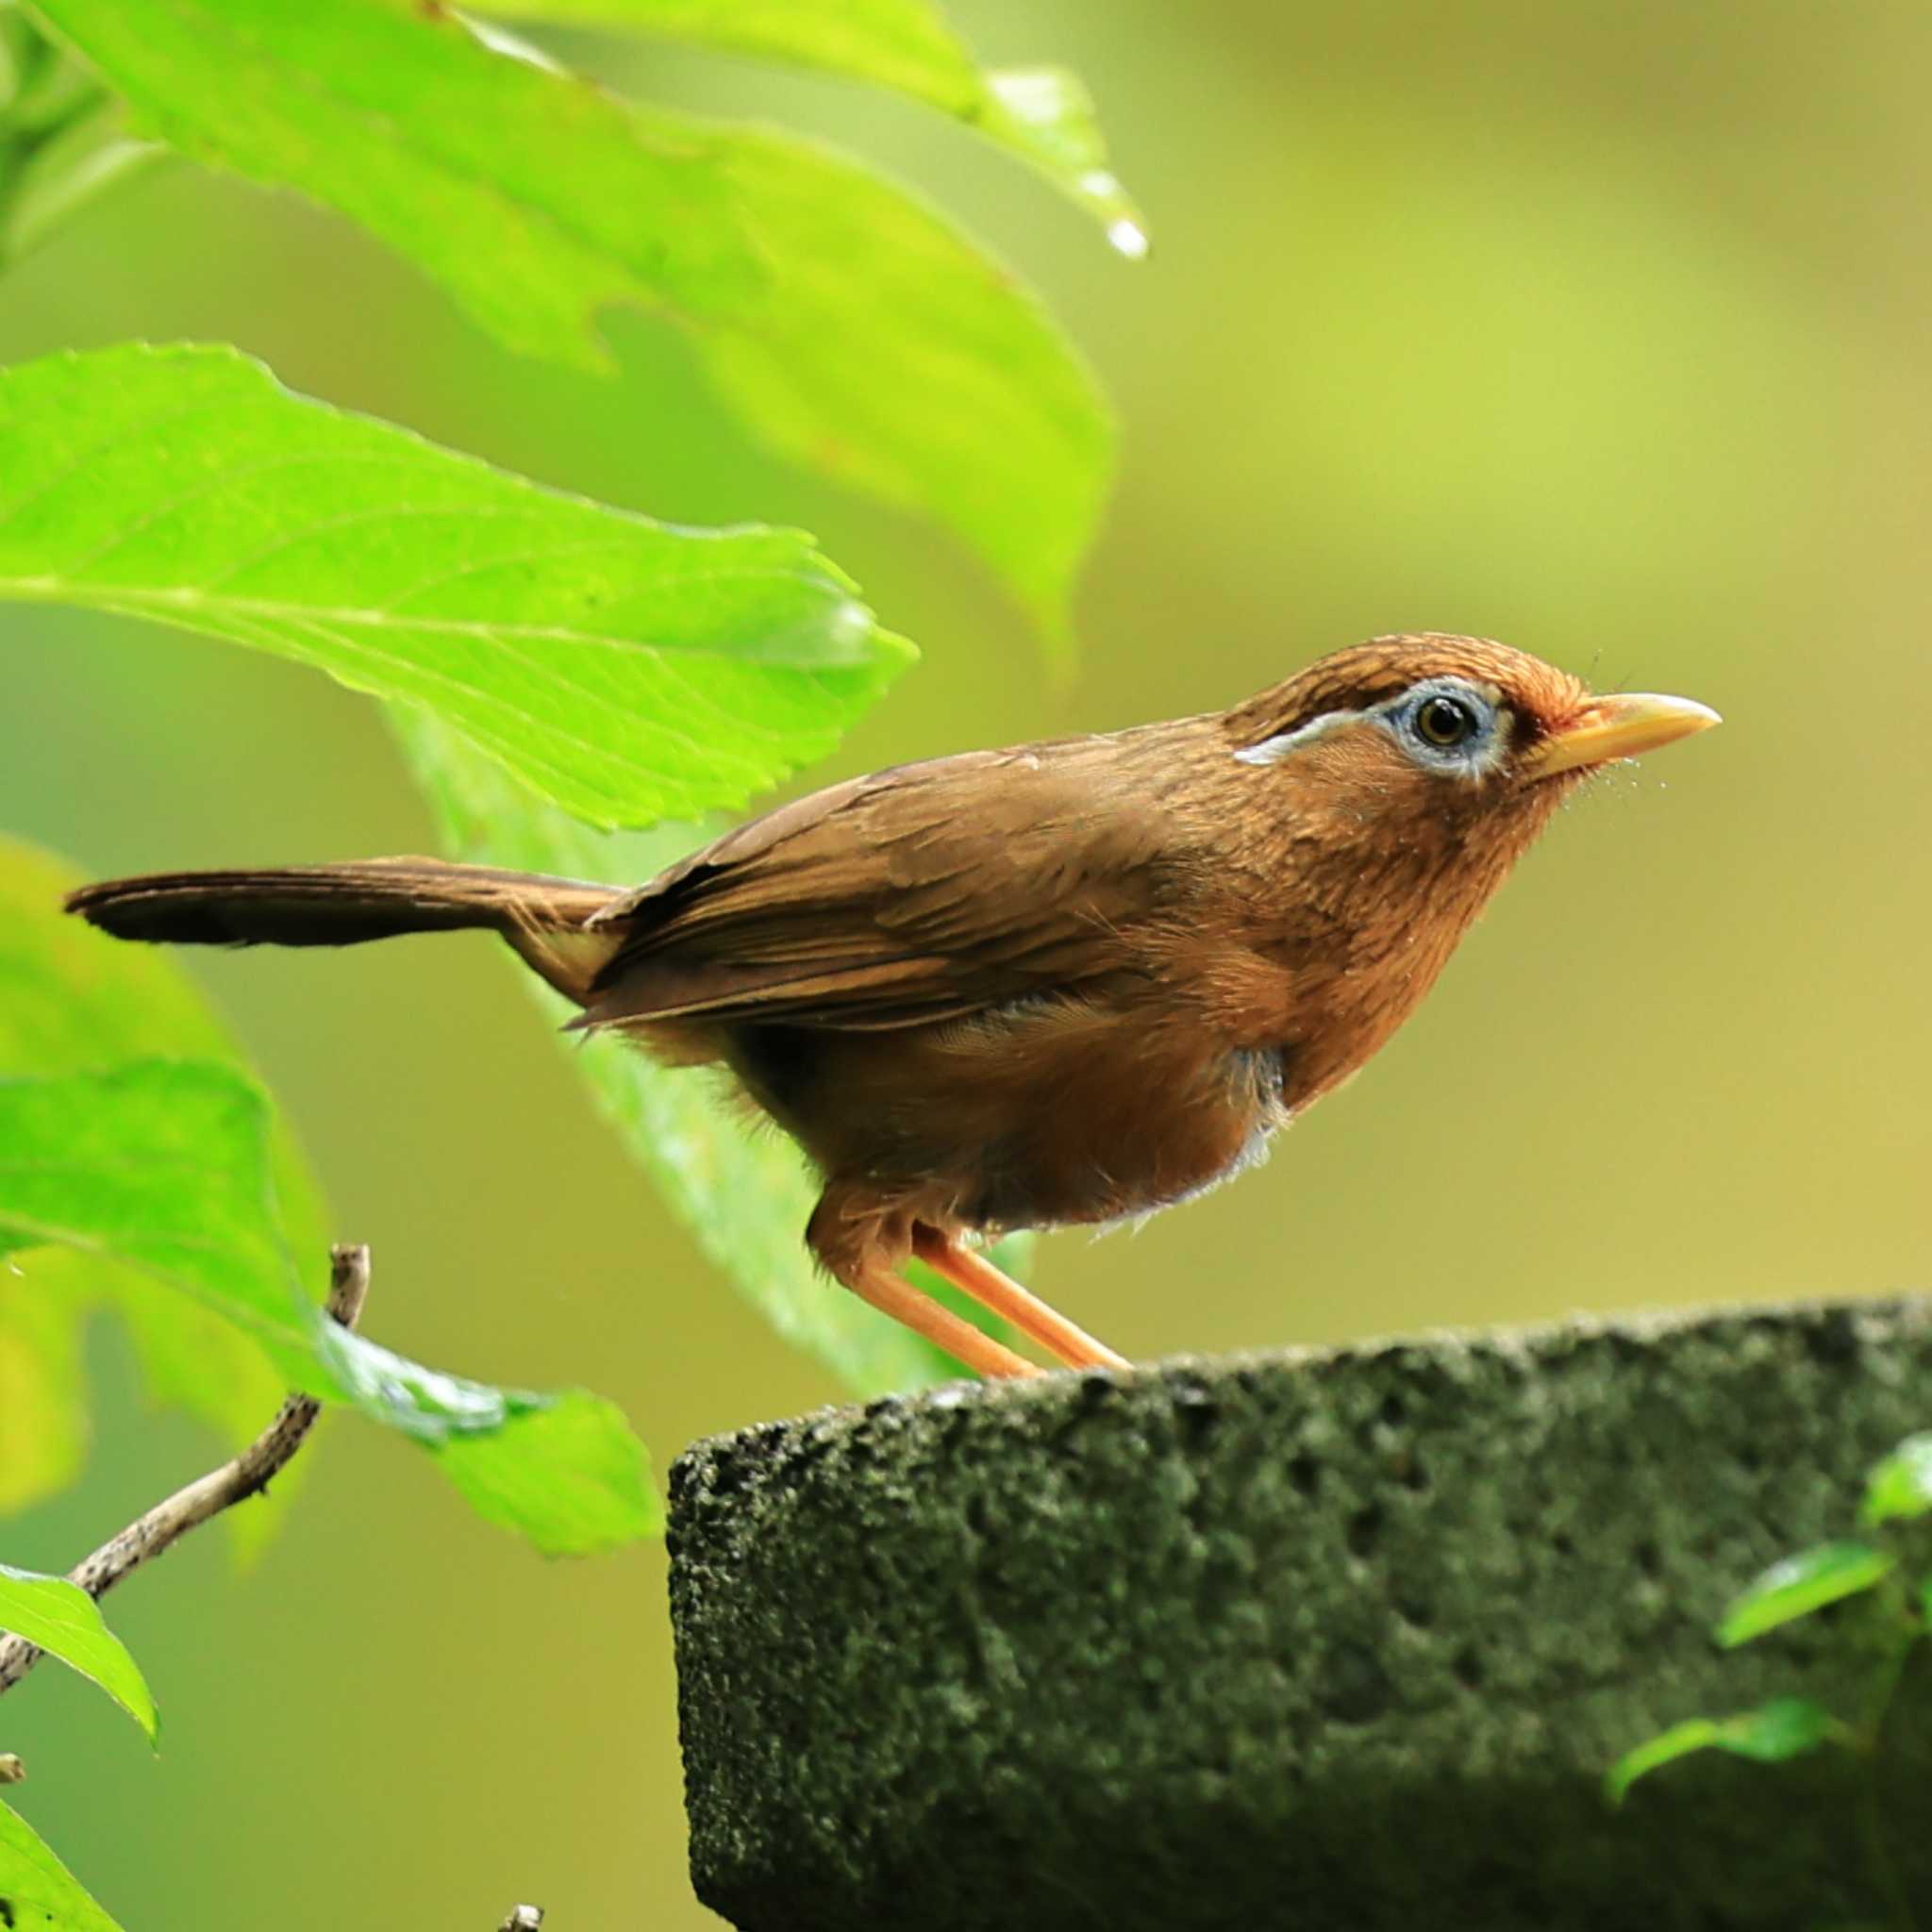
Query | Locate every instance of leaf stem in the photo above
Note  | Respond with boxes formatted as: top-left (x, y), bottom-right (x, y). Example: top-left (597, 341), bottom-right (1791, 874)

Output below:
top-left (1854, 1578), bottom-right (1922, 1932)
top-left (0, 1244), bottom-right (370, 1696)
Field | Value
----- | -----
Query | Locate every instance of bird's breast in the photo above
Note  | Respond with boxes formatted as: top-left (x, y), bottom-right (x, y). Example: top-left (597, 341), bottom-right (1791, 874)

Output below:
top-left (724, 995), bottom-right (1291, 1237)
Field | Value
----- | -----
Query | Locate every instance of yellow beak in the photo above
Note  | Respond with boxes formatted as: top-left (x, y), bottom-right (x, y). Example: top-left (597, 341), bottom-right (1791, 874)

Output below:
top-left (1524, 691), bottom-right (1722, 779)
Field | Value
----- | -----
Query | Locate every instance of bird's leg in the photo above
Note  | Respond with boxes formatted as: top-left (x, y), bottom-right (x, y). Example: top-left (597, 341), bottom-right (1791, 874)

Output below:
top-left (910, 1227), bottom-right (1129, 1372)
top-left (845, 1260), bottom-right (1041, 1381)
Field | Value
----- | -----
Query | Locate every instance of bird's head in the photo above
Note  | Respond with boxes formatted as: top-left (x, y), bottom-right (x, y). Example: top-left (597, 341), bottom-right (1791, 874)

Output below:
top-left (1225, 631), bottom-right (1715, 822)
top-left (1217, 633), bottom-right (1720, 942)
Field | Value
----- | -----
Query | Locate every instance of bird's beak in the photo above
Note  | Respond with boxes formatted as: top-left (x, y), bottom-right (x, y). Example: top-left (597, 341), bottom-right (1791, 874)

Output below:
top-left (1524, 691), bottom-right (1722, 780)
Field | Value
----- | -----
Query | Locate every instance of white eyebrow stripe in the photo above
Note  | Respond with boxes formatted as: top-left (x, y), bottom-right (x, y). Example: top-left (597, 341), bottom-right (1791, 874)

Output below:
top-left (1233, 707), bottom-right (1369, 766)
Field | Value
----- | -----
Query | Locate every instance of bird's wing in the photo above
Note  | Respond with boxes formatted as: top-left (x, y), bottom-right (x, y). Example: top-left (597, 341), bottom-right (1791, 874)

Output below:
top-left (580, 738), bottom-right (1184, 1032)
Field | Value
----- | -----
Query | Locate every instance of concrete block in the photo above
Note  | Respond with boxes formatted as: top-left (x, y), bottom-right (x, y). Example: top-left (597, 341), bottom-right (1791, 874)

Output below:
top-left (669, 1298), bottom-right (1932, 1930)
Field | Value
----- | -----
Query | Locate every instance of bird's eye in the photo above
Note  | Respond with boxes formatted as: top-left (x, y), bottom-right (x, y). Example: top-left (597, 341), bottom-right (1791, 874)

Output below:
top-left (1413, 693), bottom-right (1478, 749)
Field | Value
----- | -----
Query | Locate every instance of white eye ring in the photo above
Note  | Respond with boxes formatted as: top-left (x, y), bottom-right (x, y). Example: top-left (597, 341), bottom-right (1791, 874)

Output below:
top-left (1381, 677), bottom-right (1508, 776)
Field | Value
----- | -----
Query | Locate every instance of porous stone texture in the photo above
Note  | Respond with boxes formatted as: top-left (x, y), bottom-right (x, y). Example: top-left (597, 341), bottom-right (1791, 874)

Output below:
top-left (669, 1298), bottom-right (1932, 1931)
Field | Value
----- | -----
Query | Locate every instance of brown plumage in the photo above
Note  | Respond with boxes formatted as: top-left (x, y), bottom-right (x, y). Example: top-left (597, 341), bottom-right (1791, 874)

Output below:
top-left (66, 634), bottom-right (1719, 1379)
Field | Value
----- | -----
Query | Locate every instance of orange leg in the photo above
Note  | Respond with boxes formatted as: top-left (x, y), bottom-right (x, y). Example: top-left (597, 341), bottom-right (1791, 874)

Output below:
top-left (911, 1227), bottom-right (1129, 1372)
top-left (848, 1260), bottom-right (1041, 1381)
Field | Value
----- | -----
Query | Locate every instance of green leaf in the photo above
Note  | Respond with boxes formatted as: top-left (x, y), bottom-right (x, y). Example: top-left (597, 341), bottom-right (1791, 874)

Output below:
top-left (0, 1799), bottom-right (125, 1932)
top-left (0, 833), bottom-right (319, 1551)
top-left (0, 1563), bottom-right (154, 1740)
top-left (0, 839), bottom-right (323, 1223)
top-left (480, 2), bottom-right (1149, 253)
top-left (1718, 1541), bottom-right (1897, 1647)
top-left (28, 0), bottom-right (757, 351)
top-left (1, 841), bottom-right (656, 1551)
top-left (392, 708), bottom-right (1024, 1393)
top-left (687, 122), bottom-right (1111, 647)
top-left (1862, 1432), bottom-right (1932, 1526)
top-left (26, 0), bottom-right (1111, 638)
top-left (0, 1249), bottom-right (89, 1515)
top-left (0, 342), bottom-right (911, 828)
top-left (0, 12), bottom-right (162, 268)
top-left (1607, 1697), bottom-right (1845, 1805)
top-left (0, 8), bottom-right (32, 115)
top-left (489, 0), bottom-right (980, 104)
top-left (435, 1391), bottom-right (662, 1554)
top-left (0, 95), bottom-right (162, 263)
top-left (1, 10), bottom-right (96, 135)
top-left (0, 1256), bottom-right (280, 1542)
top-left (977, 67), bottom-right (1146, 257)
top-left (0, 1061), bottom-right (656, 1553)
top-left (0, 1063), bottom-right (336, 1393)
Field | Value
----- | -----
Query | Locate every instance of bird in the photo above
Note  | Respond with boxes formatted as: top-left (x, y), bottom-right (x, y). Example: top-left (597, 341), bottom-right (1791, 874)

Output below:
top-left (67, 634), bottom-right (1718, 1382)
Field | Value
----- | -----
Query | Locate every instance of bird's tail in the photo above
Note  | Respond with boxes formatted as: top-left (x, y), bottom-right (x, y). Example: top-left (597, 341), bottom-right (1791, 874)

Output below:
top-left (65, 858), bottom-right (624, 1004)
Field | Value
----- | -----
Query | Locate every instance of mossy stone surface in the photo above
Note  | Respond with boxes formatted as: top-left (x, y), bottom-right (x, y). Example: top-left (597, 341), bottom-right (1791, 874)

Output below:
top-left (669, 1298), bottom-right (1932, 1930)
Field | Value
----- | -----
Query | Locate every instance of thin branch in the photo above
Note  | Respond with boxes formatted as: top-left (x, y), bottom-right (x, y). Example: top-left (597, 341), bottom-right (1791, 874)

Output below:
top-left (0, 1244), bottom-right (372, 1697)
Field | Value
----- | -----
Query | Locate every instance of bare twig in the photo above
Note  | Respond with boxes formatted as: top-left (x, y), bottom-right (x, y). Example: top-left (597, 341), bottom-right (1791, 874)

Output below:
top-left (0, 1245), bottom-right (372, 1696)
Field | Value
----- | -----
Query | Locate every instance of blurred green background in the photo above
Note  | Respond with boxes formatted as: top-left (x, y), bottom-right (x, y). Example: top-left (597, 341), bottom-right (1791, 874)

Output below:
top-left (3, 2), bottom-right (1928, 1924)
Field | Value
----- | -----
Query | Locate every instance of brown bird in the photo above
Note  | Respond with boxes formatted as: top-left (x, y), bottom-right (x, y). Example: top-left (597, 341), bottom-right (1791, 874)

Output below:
top-left (68, 634), bottom-right (1717, 1381)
